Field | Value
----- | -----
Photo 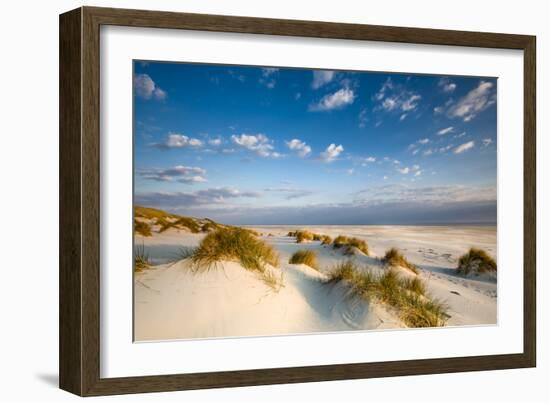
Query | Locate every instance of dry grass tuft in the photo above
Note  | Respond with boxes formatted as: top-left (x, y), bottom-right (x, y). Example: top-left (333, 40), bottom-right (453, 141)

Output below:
top-left (134, 244), bottom-right (151, 272)
top-left (188, 227), bottom-right (282, 290)
top-left (332, 235), bottom-right (369, 255)
top-left (289, 250), bottom-right (319, 270)
top-left (320, 235), bottom-right (333, 245)
top-left (134, 220), bottom-right (152, 237)
top-left (190, 227), bottom-right (279, 272)
top-left (383, 248), bottom-right (418, 274)
top-left (457, 248), bottom-right (497, 275)
top-left (295, 230), bottom-right (314, 243)
top-left (327, 261), bottom-right (446, 328)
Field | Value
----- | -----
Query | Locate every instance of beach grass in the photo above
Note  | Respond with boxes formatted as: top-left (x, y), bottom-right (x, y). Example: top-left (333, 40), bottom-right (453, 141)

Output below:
top-left (320, 235), bottom-right (333, 245)
top-left (327, 261), bottom-right (446, 328)
top-left (457, 248), bottom-right (497, 275)
top-left (190, 227), bottom-right (279, 273)
top-left (134, 220), bottom-right (152, 237)
top-left (332, 235), bottom-right (369, 256)
top-left (289, 250), bottom-right (319, 270)
top-left (383, 247), bottom-right (419, 274)
top-left (295, 230), bottom-right (314, 243)
top-left (134, 243), bottom-right (151, 272)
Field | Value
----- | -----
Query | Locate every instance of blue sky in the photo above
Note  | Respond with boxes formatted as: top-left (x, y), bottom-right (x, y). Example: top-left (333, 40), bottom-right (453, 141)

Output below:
top-left (133, 61), bottom-right (497, 225)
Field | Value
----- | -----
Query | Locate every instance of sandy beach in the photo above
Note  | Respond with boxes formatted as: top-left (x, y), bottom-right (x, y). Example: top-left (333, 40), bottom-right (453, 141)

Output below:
top-left (134, 223), bottom-right (497, 341)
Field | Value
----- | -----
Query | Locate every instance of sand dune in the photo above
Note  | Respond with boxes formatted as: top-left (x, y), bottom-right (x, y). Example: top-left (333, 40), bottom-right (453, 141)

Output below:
top-left (135, 225), bottom-right (497, 341)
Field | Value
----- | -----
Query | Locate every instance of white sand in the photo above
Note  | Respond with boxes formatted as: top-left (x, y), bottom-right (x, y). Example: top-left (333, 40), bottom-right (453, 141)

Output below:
top-left (135, 225), bottom-right (497, 341)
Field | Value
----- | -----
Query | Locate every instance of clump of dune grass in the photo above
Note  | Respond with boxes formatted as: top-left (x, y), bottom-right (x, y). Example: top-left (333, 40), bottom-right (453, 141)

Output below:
top-left (134, 244), bottom-right (151, 272)
top-left (383, 248), bottom-right (418, 274)
top-left (134, 220), bottom-right (152, 237)
top-left (401, 276), bottom-right (426, 296)
top-left (289, 250), bottom-right (319, 270)
top-left (201, 221), bottom-right (220, 232)
top-left (295, 230), bottom-right (314, 243)
top-left (191, 227), bottom-right (279, 273)
top-left (261, 268), bottom-right (285, 292)
top-left (457, 248), bottom-right (497, 275)
top-left (158, 216), bottom-right (201, 233)
top-left (332, 235), bottom-right (369, 256)
top-left (320, 235), bottom-right (333, 245)
top-left (327, 261), bottom-right (446, 328)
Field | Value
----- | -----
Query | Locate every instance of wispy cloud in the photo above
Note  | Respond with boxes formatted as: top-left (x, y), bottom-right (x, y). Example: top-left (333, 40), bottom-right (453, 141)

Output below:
top-left (309, 88), bottom-right (355, 112)
top-left (286, 139), bottom-right (312, 157)
top-left (482, 138), bottom-right (493, 147)
top-left (136, 187), bottom-right (261, 208)
top-left (438, 77), bottom-right (457, 93)
top-left (259, 68), bottom-right (279, 88)
top-left (320, 144), bottom-right (344, 162)
top-left (264, 187), bottom-right (315, 200)
top-left (448, 81), bottom-right (496, 122)
top-left (437, 126), bottom-right (454, 136)
top-left (312, 70), bottom-right (336, 89)
top-left (208, 138), bottom-right (222, 146)
top-left (454, 141), bottom-right (475, 154)
top-left (134, 74), bottom-right (166, 100)
top-left (138, 165), bottom-right (207, 183)
top-left (231, 133), bottom-right (281, 158)
top-left (358, 107), bottom-right (368, 128)
top-left (355, 184), bottom-right (496, 204)
top-left (373, 78), bottom-right (421, 115)
top-left (152, 132), bottom-right (203, 149)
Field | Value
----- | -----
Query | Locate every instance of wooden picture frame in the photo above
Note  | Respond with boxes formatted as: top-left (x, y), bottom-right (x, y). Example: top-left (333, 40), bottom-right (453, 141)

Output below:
top-left (59, 6), bottom-right (536, 396)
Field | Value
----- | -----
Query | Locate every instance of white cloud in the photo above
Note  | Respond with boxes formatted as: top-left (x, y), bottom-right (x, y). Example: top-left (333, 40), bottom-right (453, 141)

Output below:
top-left (262, 67), bottom-right (279, 76)
top-left (398, 167), bottom-right (410, 174)
top-left (259, 68), bottom-right (278, 88)
top-left (434, 106), bottom-right (444, 114)
top-left (309, 88), bottom-right (355, 112)
top-left (346, 168), bottom-right (355, 175)
top-left (358, 107), bottom-right (368, 128)
top-left (437, 126), bottom-right (454, 135)
top-left (454, 141), bottom-right (475, 154)
top-left (320, 143), bottom-right (344, 162)
top-left (423, 149), bottom-right (433, 156)
top-left (414, 170), bottom-right (422, 177)
top-left (153, 132), bottom-right (203, 149)
top-left (135, 187), bottom-right (261, 208)
top-left (231, 133), bottom-right (279, 158)
top-left (264, 187), bottom-right (315, 200)
top-left (312, 70), bottom-right (336, 89)
top-left (355, 184), bottom-right (496, 205)
top-left (133, 74), bottom-right (167, 100)
top-left (438, 77), bottom-right (457, 93)
top-left (374, 79), bottom-right (421, 114)
top-left (401, 94), bottom-right (422, 111)
top-left (448, 81), bottom-right (496, 122)
top-left (482, 138), bottom-right (493, 147)
top-left (418, 138), bottom-right (430, 144)
top-left (139, 165), bottom-right (207, 183)
top-left (286, 139), bottom-right (312, 157)
top-left (439, 144), bottom-right (453, 153)
top-left (208, 138), bottom-right (222, 146)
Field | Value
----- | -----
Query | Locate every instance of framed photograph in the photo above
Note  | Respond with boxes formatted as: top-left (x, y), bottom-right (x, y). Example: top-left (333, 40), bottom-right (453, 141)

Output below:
top-left (59, 6), bottom-right (536, 396)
